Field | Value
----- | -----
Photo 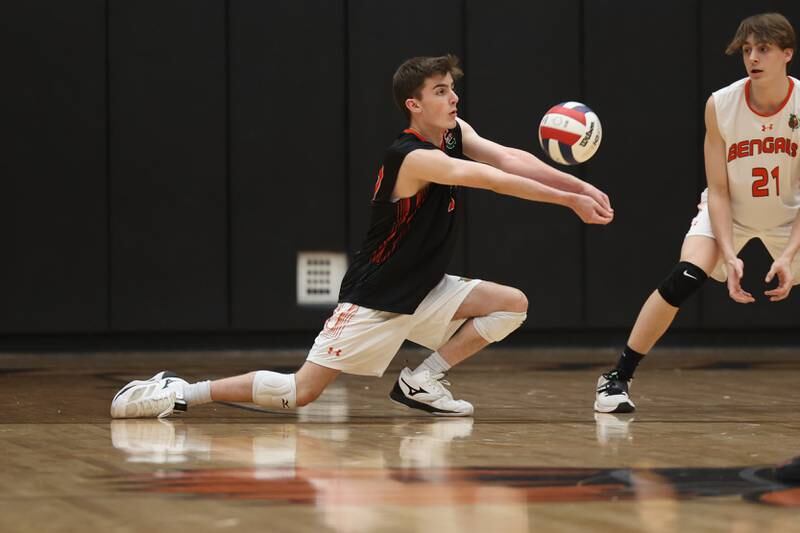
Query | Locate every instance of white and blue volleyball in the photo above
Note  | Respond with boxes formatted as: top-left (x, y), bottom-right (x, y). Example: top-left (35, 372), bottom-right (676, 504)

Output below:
top-left (538, 101), bottom-right (602, 165)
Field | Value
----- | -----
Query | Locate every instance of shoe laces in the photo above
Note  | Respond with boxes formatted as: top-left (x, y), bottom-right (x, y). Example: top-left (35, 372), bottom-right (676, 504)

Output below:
top-left (602, 369), bottom-right (632, 382)
top-left (421, 372), bottom-right (454, 399)
top-left (599, 370), bottom-right (630, 395)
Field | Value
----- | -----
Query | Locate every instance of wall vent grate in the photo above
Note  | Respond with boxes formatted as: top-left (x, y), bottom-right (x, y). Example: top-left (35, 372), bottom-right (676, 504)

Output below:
top-left (296, 252), bottom-right (347, 305)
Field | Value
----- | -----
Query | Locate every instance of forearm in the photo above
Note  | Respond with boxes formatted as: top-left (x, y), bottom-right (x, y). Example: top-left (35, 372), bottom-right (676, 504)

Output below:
top-left (471, 163), bottom-right (579, 208)
top-left (707, 189), bottom-right (736, 260)
top-left (500, 148), bottom-right (586, 194)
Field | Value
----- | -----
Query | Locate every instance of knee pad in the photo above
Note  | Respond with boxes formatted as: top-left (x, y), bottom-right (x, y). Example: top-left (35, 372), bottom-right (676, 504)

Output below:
top-left (472, 311), bottom-right (527, 343)
top-left (252, 371), bottom-right (296, 409)
top-left (657, 261), bottom-right (707, 307)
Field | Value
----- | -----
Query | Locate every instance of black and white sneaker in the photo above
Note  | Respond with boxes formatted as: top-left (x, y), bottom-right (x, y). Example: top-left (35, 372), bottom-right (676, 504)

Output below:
top-left (390, 367), bottom-right (474, 417)
top-left (594, 370), bottom-right (635, 413)
top-left (110, 371), bottom-right (189, 419)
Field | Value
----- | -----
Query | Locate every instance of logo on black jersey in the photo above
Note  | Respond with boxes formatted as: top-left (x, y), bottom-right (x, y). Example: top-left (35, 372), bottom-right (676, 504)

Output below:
top-left (790, 113), bottom-right (799, 131)
top-left (444, 130), bottom-right (457, 150)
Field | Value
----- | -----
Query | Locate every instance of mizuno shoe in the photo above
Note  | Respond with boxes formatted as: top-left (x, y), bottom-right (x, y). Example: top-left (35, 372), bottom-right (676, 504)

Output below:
top-left (390, 367), bottom-right (473, 417)
top-left (110, 371), bottom-right (188, 419)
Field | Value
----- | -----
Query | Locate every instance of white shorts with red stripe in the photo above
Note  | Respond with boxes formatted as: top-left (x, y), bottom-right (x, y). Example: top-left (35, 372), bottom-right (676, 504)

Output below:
top-left (306, 274), bottom-right (482, 376)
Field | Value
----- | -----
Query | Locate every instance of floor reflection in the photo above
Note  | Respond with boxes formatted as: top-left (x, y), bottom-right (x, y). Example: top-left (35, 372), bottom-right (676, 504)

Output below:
top-left (109, 419), bottom-right (799, 512)
top-left (110, 418), bottom-right (532, 532)
top-left (594, 412), bottom-right (634, 447)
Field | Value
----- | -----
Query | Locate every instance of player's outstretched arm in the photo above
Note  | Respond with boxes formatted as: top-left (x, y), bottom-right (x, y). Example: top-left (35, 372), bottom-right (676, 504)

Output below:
top-left (704, 96), bottom-right (753, 303)
top-left (457, 118), bottom-right (612, 213)
top-left (398, 148), bottom-right (612, 225)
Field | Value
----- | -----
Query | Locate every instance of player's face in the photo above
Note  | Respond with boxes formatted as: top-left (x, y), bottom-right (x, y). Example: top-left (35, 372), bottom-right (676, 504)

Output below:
top-left (742, 36), bottom-right (793, 82)
top-left (415, 73), bottom-right (459, 129)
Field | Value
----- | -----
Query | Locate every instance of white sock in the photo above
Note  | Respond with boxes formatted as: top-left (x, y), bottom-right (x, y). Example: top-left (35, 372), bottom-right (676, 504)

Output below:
top-left (252, 371), bottom-right (297, 409)
top-left (414, 351), bottom-right (451, 375)
top-left (183, 380), bottom-right (212, 406)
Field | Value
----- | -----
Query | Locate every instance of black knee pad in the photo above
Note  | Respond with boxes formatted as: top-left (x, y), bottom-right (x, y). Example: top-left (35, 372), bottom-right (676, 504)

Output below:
top-left (657, 261), bottom-right (708, 307)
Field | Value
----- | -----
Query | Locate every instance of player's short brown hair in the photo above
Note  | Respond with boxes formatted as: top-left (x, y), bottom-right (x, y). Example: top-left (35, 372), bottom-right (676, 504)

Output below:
top-left (725, 12), bottom-right (796, 56)
top-left (392, 54), bottom-right (463, 118)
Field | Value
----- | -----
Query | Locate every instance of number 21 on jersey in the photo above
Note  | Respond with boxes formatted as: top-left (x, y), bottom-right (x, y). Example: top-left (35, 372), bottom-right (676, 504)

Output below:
top-left (751, 166), bottom-right (780, 197)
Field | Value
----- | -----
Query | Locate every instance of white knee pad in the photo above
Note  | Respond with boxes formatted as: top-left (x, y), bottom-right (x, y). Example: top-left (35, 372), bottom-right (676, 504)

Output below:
top-left (252, 371), bottom-right (297, 409)
top-left (472, 311), bottom-right (527, 343)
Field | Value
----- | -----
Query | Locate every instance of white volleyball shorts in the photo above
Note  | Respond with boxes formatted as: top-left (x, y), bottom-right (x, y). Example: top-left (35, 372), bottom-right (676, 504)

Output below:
top-left (306, 274), bottom-right (483, 376)
top-left (686, 193), bottom-right (800, 284)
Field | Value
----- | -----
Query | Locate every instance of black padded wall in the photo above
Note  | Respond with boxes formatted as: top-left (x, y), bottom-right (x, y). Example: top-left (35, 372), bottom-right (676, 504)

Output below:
top-left (0, 1), bottom-right (107, 333)
top-left (108, 0), bottom-right (227, 330)
top-left (5, 1), bottom-right (800, 339)
top-left (466, 0), bottom-right (584, 328)
top-left (347, 0), bottom-right (466, 272)
top-left (699, 1), bottom-right (800, 328)
top-left (229, 0), bottom-right (347, 330)
top-left (585, 0), bottom-right (701, 328)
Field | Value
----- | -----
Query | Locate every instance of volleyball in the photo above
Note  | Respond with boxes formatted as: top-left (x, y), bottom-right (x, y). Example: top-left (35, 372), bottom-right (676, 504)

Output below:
top-left (538, 102), bottom-right (602, 165)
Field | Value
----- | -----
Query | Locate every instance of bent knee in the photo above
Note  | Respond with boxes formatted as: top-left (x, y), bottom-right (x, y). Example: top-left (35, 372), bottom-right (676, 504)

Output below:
top-left (473, 308), bottom-right (527, 343)
top-left (657, 261), bottom-right (707, 307)
top-left (503, 288), bottom-right (528, 313)
top-left (295, 386), bottom-right (323, 407)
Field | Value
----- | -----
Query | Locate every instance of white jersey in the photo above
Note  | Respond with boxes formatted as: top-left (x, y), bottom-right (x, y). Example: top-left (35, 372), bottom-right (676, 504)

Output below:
top-left (712, 76), bottom-right (800, 230)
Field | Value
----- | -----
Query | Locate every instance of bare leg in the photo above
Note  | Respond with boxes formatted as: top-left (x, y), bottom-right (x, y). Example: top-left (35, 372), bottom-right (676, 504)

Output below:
top-left (294, 362), bottom-right (340, 406)
top-left (437, 321), bottom-right (488, 367)
top-left (593, 236), bottom-right (722, 413)
top-left (390, 280), bottom-right (528, 416)
top-left (627, 235), bottom-right (719, 354)
top-left (437, 281), bottom-right (528, 367)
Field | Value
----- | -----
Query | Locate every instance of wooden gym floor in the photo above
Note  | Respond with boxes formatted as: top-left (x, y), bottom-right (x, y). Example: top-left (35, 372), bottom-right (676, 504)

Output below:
top-left (1, 346), bottom-right (799, 532)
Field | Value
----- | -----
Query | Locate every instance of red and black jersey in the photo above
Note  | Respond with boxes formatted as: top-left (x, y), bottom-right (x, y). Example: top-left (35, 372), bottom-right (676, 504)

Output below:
top-left (338, 124), bottom-right (465, 314)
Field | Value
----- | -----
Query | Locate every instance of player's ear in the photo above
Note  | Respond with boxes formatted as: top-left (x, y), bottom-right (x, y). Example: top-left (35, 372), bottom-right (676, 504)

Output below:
top-left (784, 47), bottom-right (794, 64)
top-left (405, 98), bottom-right (422, 115)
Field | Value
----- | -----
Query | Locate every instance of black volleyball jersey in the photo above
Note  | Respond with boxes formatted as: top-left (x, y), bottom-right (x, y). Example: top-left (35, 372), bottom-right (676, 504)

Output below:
top-left (338, 124), bottom-right (465, 314)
